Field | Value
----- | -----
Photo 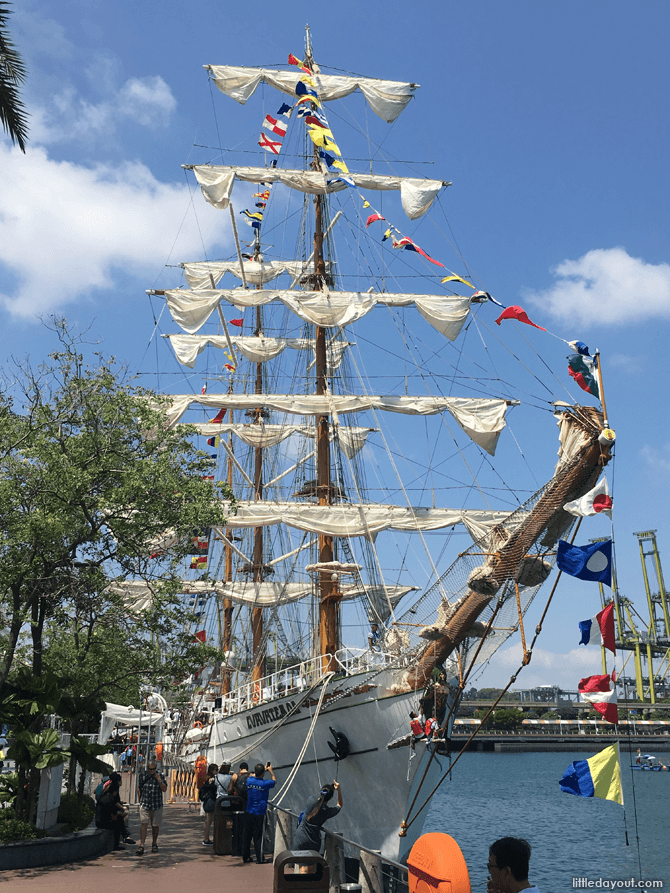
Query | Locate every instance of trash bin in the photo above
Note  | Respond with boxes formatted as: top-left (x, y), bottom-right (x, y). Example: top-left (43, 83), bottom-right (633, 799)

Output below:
top-left (213, 795), bottom-right (244, 856)
top-left (273, 850), bottom-right (330, 893)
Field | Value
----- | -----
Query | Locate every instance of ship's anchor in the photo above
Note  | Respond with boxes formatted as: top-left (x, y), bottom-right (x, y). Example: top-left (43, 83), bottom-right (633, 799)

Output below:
top-left (327, 726), bottom-right (350, 761)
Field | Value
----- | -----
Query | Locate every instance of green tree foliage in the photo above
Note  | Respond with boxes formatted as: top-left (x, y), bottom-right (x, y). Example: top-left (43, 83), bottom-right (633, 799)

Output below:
top-left (0, 1), bottom-right (28, 151)
top-left (0, 323), bottom-right (231, 699)
top-left (490, 707), bottom-right (524, 730)
top-left (0, 324), bottom-right (233, 821)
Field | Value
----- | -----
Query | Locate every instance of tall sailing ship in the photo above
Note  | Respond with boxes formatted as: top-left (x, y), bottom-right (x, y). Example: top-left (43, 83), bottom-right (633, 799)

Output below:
top-left (122, 31), bottom-right (613, 859)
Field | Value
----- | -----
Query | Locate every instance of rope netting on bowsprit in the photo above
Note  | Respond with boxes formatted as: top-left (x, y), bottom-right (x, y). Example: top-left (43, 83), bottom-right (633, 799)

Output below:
top-left (393, 405), bottom-right (608, 672)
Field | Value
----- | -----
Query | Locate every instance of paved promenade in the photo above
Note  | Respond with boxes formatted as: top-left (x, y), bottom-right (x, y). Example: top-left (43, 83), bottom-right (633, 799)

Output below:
top-left (0, 803), bottom-right (274, 893)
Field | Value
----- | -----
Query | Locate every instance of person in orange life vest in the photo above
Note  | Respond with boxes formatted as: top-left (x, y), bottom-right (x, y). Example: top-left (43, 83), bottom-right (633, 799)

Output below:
top-left (409, 711), bottom-right (425, 749)
top-left (424, 715), bottom-right (436, 742)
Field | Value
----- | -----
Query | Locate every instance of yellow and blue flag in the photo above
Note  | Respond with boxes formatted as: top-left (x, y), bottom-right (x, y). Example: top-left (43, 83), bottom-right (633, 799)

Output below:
top-left (559, 744), bottom-right (623, 805)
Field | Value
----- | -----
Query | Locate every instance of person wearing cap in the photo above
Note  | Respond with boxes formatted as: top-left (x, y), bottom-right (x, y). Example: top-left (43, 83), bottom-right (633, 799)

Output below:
top-left (291, 780), bottom-right (343, 857)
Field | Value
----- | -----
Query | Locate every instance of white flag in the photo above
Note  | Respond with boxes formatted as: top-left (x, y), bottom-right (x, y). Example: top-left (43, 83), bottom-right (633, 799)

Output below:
top-left (564, 476), bottom-right (612, 518)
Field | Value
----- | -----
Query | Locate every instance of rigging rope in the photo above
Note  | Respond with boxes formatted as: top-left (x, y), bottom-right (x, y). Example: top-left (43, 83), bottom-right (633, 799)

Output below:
top-left (400, 518), bottom-right (585, 836)
top-left (273, 671), bottom-right (335, 805)
top-left (220, 671), bottom-right (334, 764)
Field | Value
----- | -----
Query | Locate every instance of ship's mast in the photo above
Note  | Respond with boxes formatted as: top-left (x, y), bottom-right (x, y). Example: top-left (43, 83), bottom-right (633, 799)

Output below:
top-left (220, 405), bottom-right (234, 696)
top-left (304, 33), bottom-right (341, 674)
top-left (251, 225), bottom-right (265, 689)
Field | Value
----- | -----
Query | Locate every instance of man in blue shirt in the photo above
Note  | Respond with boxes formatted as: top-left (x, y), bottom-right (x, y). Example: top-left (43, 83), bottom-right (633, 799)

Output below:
top-left (241, 761), bottom-right (276, 864)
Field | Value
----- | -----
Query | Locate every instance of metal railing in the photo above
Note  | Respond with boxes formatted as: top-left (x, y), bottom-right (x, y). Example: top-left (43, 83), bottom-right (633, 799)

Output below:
top-left (209, 650), bottom-right (401, 720)
top-left (268, 803), bottom-right (408, 893)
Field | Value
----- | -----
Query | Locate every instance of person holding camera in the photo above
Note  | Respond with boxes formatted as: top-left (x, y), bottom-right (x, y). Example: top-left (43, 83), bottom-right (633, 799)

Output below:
top-left (241, 760), bottom-right (276, 864)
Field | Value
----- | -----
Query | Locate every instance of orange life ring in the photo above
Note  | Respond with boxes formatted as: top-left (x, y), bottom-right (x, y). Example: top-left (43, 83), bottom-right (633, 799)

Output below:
top-left (193, 721), bottom-right (203, 729)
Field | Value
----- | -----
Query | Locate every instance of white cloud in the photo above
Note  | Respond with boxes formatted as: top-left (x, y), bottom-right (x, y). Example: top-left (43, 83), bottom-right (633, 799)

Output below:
top-left (30, 74), bottom-right (177, 146)
top-left (474, 643), bottom-right (603, 692)
top-left (525, 247), bottom-right (670, 326)
top-left (12, 3), bottom-right (74, 61)
top-left (640, 443), bottom-right (670, 477)
top-left (0, 143), bottom-right (230, 319)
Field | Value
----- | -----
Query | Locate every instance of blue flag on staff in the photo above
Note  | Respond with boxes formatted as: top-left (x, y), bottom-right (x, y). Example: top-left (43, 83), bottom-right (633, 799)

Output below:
top-left (556, 539), bottom-right (612, 587)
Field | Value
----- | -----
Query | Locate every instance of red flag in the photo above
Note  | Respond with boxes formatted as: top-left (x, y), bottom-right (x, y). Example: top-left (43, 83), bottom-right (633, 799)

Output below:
top-left (194, 630), bottom-right (207, 643)
top-left (208, 408), bottom-right (226, 424)
top-left (495, 305), bottom-right (546, 331)
top-left (366, 213), bottom-right (386, 227)
top-left (578, 674), bottom-right (618, 724)
top-left (230, 318), bottom-right (243, 327)
top-left (263, 114), bottom-right (287, 137)
top-left (201, 383), bottom-right (207, 394)
top-left (391, 236), bottom-right (445, 267)
top-left (596, 603), bottom-right (616, 654)
top-left (224, 364), bottom-right (235, 371)
top-left (288, 53), bottom-right (311, 74)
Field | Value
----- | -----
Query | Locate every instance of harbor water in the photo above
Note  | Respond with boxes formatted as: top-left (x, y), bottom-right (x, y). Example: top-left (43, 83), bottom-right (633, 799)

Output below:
top-left (423, 750), bottom-right (669, 891)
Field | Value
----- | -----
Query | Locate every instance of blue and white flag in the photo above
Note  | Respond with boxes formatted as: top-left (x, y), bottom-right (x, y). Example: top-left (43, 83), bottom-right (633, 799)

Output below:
top-left (579, 603), bottom-right (616, 653)
top-left (556, 539), bottom-right (612, 587)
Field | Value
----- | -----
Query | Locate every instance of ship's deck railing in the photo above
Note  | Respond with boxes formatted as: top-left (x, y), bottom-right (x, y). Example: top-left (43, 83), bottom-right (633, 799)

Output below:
top-left (210, 648), bottom-right (402, 719)
top-left (268, 802), bottom-right (408, 893)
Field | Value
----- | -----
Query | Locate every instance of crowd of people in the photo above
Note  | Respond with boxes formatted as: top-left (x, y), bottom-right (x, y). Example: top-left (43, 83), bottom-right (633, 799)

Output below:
top-left (197, 760), bottom-right (343, 866)
top-left (94, 749), bottom-right (539, 890)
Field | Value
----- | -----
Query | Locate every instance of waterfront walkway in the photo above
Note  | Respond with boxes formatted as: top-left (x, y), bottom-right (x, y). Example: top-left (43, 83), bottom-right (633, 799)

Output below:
top-left (0, 803), bottom-right (274, 892)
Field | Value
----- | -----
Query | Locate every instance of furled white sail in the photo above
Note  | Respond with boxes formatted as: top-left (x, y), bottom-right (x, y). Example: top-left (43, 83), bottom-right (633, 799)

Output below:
top-left (189, 165), bottom-right (446, 220)
top-left (180, 260), bottom-right (333, 290)
top-left (107, 579), bottom-right (416, 610)
top-left (162, 394), bottom-right (509, 455)
top-left (166, 334), bottom-right (352, 370)
top-left (214, 502), bottom-right (512, 541)
top-left (205, 65), bottom-right (418, 123)
top-left (190, 422), bottom-right (375, 459)
top-left (107, 580), bottom-right (311, 609)
top-left (163, 288), bottom-right (473, 340)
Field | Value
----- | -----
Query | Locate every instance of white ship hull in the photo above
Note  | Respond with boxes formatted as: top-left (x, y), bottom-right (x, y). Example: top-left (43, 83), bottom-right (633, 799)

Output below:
top-left (180, 667), bottom-right (455, 861)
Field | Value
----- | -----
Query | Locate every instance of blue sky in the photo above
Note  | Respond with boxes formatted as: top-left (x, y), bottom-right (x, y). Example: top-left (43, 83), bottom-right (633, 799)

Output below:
top-left (1, 0), bottom-right (669, 693)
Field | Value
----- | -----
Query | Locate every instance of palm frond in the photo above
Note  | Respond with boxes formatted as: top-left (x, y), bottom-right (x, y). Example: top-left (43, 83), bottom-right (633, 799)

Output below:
top-left (0, 1), bottom-right (29, 152)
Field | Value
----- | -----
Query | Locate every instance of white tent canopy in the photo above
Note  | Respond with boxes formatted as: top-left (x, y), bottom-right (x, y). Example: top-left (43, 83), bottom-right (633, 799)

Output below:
top-left (98, 701), bottom-right (166, 746)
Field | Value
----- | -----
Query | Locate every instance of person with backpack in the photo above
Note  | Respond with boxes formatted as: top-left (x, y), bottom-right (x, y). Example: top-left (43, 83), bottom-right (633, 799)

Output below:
top-left (233, 761), bottom-right (249, 807)
top-left (199, 763), bottom-right (218, 846)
